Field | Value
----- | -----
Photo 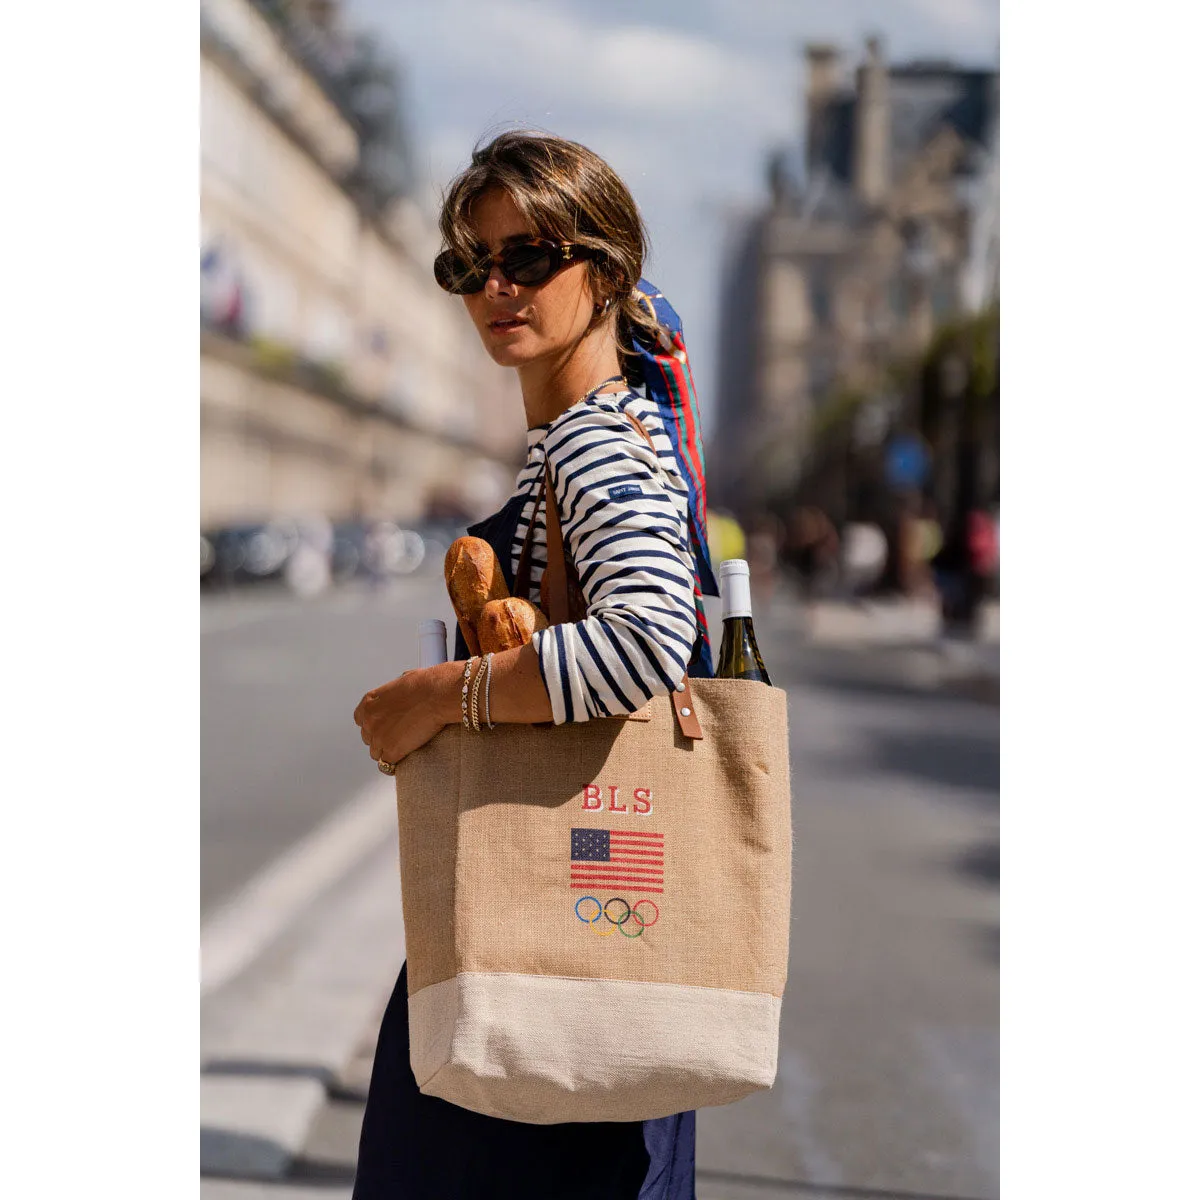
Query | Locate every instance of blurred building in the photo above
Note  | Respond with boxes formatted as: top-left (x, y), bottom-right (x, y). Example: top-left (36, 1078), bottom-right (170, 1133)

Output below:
top-left (712, 37), bottom-right (999, 512)
top-left (200, 0), bottom-right (522, 529)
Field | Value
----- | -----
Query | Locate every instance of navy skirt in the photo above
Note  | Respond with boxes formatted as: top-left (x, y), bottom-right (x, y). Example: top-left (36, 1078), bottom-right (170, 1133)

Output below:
top-left (352, 495), bottom-right (700, 1199)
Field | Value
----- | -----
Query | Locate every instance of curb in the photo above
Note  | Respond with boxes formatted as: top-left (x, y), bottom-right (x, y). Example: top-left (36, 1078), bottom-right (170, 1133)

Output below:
top-left (200, 833), bottom-right (402, 1182)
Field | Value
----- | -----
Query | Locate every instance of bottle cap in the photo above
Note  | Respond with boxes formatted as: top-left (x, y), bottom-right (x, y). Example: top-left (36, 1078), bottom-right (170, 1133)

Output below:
top-left (718, 559), bottom-right (753, 620)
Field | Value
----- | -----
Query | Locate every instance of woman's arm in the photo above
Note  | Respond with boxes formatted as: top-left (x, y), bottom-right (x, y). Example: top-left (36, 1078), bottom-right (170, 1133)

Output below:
top-left (353, 640), bottom-right (553, 766)
top-left (353, 401), bottom-right (696, 762)
top-left (530, 401), bottom-right (697, 723)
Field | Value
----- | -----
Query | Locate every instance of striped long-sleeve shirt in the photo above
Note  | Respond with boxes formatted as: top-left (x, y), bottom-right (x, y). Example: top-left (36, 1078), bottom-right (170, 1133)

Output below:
top-left (514, 388), bottom-right (699, 725)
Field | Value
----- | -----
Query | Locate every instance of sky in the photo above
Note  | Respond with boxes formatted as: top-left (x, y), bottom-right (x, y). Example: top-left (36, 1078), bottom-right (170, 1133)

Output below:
top-left (342, 0), bottom-right (999, 438)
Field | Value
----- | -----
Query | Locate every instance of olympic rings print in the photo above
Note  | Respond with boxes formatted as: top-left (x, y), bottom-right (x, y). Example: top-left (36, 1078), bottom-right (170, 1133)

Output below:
top-left (574, 895), bottom-right (660, 938)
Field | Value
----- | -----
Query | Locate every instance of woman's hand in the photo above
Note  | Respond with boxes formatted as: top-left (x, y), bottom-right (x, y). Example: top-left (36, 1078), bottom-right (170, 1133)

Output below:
top-left (353, 660), bottom-right (460, 768)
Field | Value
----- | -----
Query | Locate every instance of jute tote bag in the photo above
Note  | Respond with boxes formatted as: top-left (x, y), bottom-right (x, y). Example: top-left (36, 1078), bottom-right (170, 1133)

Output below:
top-left (393, 416), bottom-right (792, 1124)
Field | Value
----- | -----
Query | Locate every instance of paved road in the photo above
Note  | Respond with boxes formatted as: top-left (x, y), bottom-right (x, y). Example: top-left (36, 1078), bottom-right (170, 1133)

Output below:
top-left (201, 573), bottom-right (453, 914)
top-left (201, 581), bottom-right (998, 1199)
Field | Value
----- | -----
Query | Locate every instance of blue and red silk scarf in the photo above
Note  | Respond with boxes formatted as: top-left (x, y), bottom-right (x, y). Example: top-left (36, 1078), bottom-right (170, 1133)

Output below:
top-left (627, 279), bottom-right (719, 674)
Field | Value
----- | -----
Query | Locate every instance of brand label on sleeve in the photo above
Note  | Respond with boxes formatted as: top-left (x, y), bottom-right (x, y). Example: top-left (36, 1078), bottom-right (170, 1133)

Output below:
top-left (608, 483), bottom-right (644, 501)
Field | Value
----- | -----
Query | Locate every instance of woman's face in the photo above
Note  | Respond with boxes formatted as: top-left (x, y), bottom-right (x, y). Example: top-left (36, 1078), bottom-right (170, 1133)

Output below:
top-left (461, 188), bottom-right (598, 368)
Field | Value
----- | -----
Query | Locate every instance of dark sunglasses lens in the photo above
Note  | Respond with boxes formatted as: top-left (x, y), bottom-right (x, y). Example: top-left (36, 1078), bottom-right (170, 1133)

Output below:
top-left (434, 250), bottom-right (486, 294)
top-left (503, 245), bottom-right (557, 285)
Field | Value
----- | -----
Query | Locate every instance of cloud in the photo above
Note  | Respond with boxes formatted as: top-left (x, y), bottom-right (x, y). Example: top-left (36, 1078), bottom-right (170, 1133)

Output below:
top-left (353, 1), bottom-right (786, 113)
top-left (901, 0), bottom-right (998, 43)
top-left (343, 0), bottom-right (999, 425)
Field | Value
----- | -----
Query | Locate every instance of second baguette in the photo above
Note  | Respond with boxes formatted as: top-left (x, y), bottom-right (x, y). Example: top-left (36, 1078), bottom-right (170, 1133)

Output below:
top-left (477, 596), bottom-right (550, 653)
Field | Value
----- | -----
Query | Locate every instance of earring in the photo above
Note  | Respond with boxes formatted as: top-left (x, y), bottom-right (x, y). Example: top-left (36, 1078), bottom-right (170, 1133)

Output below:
top-left (594, 298), bottom-right (612, 316)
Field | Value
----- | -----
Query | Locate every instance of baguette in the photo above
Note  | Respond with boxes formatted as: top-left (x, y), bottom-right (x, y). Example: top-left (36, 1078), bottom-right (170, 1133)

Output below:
top-left (444, 536), bottom-right (510, 657)
top-left (478, 596), bottom-right (550, 653)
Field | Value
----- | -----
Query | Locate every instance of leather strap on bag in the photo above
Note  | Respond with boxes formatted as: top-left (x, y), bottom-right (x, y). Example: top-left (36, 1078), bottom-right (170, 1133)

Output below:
top-left (517, 407), bottom-right (705, 740)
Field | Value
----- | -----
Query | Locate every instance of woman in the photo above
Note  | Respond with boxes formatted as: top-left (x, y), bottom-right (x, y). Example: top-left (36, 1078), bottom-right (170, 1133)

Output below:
top-left (351, 132), bottom-right (710, 1199)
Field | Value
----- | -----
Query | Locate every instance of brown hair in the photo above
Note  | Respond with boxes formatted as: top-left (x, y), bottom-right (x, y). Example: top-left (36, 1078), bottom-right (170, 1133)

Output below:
top-left (438, 130), bottom-right (668, 370)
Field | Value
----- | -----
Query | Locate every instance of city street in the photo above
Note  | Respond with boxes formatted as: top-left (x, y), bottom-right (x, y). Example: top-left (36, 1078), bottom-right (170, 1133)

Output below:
top-left (201, 576), bottom-right (998, 1200)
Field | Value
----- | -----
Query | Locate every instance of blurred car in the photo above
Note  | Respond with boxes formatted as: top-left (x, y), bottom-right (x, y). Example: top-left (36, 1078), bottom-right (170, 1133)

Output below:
top-left (369, 522), bottom-right (427, 577)
top-left (201, 521), bottom-right (299, 588)
top-left (331, 520), bottom-right (431, 583)
top-left (200, 516), bottom-right (444, 591)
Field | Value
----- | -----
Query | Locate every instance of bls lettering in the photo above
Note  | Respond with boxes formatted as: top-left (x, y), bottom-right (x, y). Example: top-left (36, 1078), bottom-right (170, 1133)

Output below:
top-left (580, 784), bottom-right (653, 815)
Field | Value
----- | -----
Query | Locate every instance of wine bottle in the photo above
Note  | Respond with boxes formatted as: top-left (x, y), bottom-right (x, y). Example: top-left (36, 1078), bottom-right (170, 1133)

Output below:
top-left (715, 559), bottom-right (772, 685)
top-left (417, 619), bottom-right (449, 668)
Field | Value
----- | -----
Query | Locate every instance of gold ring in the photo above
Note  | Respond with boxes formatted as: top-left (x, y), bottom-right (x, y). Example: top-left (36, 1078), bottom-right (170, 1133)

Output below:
top-left (377, 759), bottom-right (397, 776)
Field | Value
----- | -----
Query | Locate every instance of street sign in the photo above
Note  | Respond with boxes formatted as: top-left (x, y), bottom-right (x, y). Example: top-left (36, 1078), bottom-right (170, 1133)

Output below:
top-left (884, 434), bottom-right (930, 491)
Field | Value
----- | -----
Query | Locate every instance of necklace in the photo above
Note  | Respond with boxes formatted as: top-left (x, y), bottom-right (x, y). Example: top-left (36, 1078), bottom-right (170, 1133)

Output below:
top-left (574, 374), bottom-right (626, 407)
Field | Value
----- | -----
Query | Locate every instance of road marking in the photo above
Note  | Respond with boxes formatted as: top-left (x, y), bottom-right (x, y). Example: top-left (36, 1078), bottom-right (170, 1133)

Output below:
top-left (200, 776), bottom-right (397, 997)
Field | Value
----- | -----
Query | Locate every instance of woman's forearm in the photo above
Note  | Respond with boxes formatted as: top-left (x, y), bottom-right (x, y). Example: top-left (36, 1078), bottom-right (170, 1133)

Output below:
top-left (430, 642), bottom-right (554, 727)
top-left (487, 641), bottom-right (554, 723)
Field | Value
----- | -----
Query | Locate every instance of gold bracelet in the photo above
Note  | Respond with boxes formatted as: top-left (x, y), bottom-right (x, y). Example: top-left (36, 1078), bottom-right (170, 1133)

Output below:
top-left (461, 658), bottom-right (474, 730)
top-left (469, 652), bottom-right (487, 732)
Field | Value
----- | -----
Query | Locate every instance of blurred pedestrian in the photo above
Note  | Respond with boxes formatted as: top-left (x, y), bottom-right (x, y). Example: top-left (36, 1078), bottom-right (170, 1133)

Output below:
top-left (911, 498), bottom-right (944, 601)
top-left (840, 520), bottom-right (887, 599)
top-left (351, 131), bottom-right (708, 1200)
top-left (933, 507), bottom-right (997, 629)
top-left (786, 506), bottom-right (839, 599)
top-left (746, 511), bottom-right (784, 613)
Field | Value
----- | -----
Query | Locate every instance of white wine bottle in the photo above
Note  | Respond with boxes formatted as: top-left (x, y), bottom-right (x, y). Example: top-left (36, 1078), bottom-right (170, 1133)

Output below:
top-left (715, 560), bottom-right (772, 684)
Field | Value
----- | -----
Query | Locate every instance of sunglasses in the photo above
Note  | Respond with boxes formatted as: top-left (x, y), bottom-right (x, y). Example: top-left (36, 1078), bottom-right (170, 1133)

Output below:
top-left (433, 239), bottom-right (597, 295)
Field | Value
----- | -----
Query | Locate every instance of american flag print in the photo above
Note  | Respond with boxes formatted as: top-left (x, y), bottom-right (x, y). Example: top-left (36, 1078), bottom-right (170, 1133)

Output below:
top-left (570, 828), bottom-right (665, 893)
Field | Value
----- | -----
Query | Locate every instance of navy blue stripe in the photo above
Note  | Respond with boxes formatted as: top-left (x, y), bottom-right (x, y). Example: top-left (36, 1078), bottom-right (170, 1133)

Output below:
top-left (577, 623), bottom-right (634, 715)
top-left (613, 622), bottom-right (680, 691)
top-left (577, 664), bottom-right (608, 718)
top-left (610, 616), bottom-right (691, 674)
top-left (582, 559), bottom-right (694, 594)
top-left (569, 493), bottom-right (677, 543)
top-left (603, 631), bottom-right (655, 702)
top-left (578, 546), bottom-right (689, 589)
top-left (574, 517), bottom-right (685, 564)
top-left (553, 623), bottom-right (575, 724)
top-left (584, 524), bottom-right (691, 558)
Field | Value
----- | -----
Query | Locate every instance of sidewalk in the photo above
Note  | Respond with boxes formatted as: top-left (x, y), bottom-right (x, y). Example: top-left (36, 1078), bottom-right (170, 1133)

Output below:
top-left (803, 596), bottom-right (999, 648)
top-left (765, 594), bottom-right (1000, 706)
top-left (200, 786), bottom-right (402, 1193)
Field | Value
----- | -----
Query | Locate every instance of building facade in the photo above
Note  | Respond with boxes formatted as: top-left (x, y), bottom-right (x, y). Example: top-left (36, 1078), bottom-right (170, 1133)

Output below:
top-left (712, 38), bottom-right (998, 514)
top-left (200, 0), bottom-right (522, 529)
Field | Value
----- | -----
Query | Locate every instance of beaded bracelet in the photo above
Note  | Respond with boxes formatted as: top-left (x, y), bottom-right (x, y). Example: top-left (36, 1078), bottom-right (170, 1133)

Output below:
top-left (460, 657), bottom-right (475, 730)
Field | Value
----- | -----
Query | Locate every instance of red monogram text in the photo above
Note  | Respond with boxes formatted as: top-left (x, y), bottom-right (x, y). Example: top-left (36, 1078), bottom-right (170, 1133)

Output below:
top-left (580, 784), bottom-right (653, 815)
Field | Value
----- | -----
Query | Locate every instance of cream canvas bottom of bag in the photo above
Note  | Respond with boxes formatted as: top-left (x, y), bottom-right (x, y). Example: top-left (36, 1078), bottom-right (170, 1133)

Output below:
top-left (394, 678), bottom-right (791, 1125)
